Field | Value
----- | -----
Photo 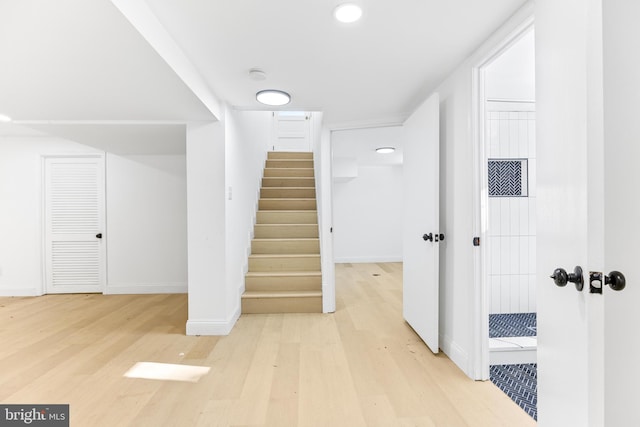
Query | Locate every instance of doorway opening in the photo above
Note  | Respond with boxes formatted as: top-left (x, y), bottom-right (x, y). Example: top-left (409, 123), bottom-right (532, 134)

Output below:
top-left (472, 19), bottom-right (536, 420)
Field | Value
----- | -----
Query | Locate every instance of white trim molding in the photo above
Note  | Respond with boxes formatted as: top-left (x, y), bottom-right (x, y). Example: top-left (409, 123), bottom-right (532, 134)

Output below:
top-left (186, 304), bottom-right (241, 336)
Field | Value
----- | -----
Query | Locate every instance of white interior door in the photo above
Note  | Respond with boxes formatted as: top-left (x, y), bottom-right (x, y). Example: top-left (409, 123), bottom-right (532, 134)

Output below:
top-left (602, 2), bottom-right (640, 424)
top-left (403, 93), bottom-right (440, 354)
top-left (44, 156), bottom-right (105, 294)
top-left (272, 111), bottom-right (311, 152)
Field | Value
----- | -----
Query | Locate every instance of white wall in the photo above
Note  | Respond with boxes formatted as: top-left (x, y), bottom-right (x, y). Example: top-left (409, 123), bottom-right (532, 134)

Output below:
top-left (485, 30), bottom-right (535, 101)
top-left (224, 109), bottom-right (271, 311)
top-left (186, 121), bottom-right (228, 334)
top-left (106, 153), bottom-right (187, 293)
top-left (332, 126), bottom-right (404, 263)
top-left (0, 132), bottom-right (188, 296)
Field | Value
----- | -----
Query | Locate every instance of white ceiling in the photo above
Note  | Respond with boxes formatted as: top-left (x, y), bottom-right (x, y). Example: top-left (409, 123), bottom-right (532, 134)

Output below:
top-left (0, 0), bottom-right (528, 132)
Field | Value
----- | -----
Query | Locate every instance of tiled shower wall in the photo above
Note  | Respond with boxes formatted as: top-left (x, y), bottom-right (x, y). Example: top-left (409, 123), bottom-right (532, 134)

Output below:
top-left (487, 110), bottom-right (536, 314)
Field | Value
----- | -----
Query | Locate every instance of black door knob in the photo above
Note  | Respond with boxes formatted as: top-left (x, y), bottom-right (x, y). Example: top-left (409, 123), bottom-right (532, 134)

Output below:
top-left (551, 266), bottom-right (584, 291)
top-left (96, 233), bottom-right (102, 239)
top-left (422, 233), bottom-right (433, 242)
top-left (605, 271), bottom-right (626, 291)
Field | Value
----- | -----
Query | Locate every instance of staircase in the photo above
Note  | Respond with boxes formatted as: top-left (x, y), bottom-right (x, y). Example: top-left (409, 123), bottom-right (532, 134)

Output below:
top-left (241, 151), bottom-right (322, 314)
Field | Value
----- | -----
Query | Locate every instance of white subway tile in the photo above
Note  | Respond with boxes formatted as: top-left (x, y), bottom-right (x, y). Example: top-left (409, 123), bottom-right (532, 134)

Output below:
top-left (520, 275), bottom-right (530, 312)
top-left (490, 236), bottom-right (501, 274)
top-left (528, 118), bottom-right (536, 155)
top-left (529, 237), bottom-right (537, 272)
top-left (500, 199), bottom-right (510, 237)
top-left (509, 120), bottom-right (519, 158)
top-left (529, 274), bottom-right (537, 312)
top-left (489, 119), bottom-right (499, 157)
top-left (519, 198), bottom-right (529, 235)
top-left (501, 236), bottom-right (511, 274)
top-left (520, 236), bottom-right (530, 274)
top-left (488, 198), bottom-right (501, 236)
top-left (510, 236), bottom-right (520, 274)
top-left (519, 120), bottom-right (529, 158)
top-left (510, 276), bottom-right (521, 313)
top-left (501, 276), bottom-right (511, 313)
top-left (510, 198), bottom-right (521, 236)
top-left (529, 199), bottom-right (537, 235)
top-left (499, 120), bottom-right (509, 157)
top-left (490, 275), bottom-right (501, 314)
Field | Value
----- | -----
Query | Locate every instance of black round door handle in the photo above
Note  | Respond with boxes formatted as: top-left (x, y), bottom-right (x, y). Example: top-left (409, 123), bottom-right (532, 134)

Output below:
top-left (422, 233), bottom-right (433, 242)
top-left (96, 233), bottom-right (102, 239)
top-left (605, 271), bottom-right (626, 291)
top-left (551, 266), bottom-right (584, 291)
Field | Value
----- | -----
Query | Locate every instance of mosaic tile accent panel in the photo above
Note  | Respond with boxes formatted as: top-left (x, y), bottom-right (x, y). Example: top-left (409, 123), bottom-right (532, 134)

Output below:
top-left (489, 313), bottom-right (536, 338)
top-left (490, 363), bottom-right (537, 420)
top-left (488, 159), bottom-right (528, 197)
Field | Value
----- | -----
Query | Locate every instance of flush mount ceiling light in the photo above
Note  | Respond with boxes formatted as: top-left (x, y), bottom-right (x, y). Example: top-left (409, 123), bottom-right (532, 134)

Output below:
top-left (333, 3), bottom-right (363, 23)
top-left (0, 113), bottom-right (12, 122)
top-left (376, 147), bottom-right (395, 154)
top-left (256, 89), bottom-right (291, 106)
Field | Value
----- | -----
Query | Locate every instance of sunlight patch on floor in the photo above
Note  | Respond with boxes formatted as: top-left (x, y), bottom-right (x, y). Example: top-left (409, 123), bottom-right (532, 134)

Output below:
top-left (124, 362), bottom-right (210, 383)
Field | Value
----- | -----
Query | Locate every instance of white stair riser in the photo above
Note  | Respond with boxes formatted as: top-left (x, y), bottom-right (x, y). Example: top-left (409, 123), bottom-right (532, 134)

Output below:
top-left (245, 275), bottom-right (322, 291)
top-left (262, 177), bottom-right (315, 187)
top-left (260, 188), bottom-right (316, 198)
top-left (267, 152), bottom-right (313, 160)
top-left (264, 168), bottom-right (314, 177)
top-left (257, 211), bottom-right (317, 224)
top-left (266, 159), bottom-right (314, 168)
top-left (241, 296), bottom-right (322, 314)
top-left (249, 256), bottom-right (321, 272)
top-left (254, 224), bottom-right (319, 238)
top-left (251, 239), bottom-right (320, 254)
top-left (259, 199), bottom-right (317, 210)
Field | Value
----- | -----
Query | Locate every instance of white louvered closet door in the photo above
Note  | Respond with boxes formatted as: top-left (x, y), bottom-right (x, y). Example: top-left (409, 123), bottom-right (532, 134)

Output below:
top-left (44, 156), bottom-right (105, 294)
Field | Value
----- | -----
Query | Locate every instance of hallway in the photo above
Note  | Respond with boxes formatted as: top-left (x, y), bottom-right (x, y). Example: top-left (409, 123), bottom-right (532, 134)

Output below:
top-left (0, 263), bottom-right (534, 426)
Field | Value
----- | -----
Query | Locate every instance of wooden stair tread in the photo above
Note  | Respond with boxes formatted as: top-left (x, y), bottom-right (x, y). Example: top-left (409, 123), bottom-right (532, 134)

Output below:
top-left (246, 271), bottom-right (321, 277)
top-left (251, 237), bottom-right (319, 241)
top-left (249, 254), bottom-right (320, 258)
top-left (242, 290), bottom-right (322, 299)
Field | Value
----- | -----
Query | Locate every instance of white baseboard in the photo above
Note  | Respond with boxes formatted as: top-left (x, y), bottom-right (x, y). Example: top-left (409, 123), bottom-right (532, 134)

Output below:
top-left (334, 256), bottom-right (403, 263)
top-left (104, 282), bottom-right (187, 295)
top-left (0, 288), bottom-right (42, 297)
top-left (440, 334), bottom-right (472, 378)
top-left (186, 304), bottom-right (241, 336)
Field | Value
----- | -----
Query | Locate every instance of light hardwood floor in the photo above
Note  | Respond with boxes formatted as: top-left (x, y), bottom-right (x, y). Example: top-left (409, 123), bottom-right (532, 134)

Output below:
top-left (0, 263), bottom-right (535, 426)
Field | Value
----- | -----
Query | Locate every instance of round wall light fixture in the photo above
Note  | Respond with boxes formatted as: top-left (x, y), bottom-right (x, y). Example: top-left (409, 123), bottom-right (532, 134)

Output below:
top-left (256, 89), bottom-right (291, 106)
top-left (376, 147), bottom-right (395, 154)
top-left (334, 3), bottom-right (363, 23)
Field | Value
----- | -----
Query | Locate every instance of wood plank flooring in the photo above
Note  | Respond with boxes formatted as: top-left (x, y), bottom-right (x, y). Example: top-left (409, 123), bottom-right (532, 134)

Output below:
top-left (0, 263), bottom-right (535, 426)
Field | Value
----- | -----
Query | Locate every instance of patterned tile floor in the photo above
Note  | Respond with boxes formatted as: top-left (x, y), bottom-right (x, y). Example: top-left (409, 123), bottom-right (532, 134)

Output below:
top-left (489, 312), bottom-right (536, 338)
top-left (489, 313), bottom-right (538, 420)
top-left (490, 363), bottom-right (538, 421)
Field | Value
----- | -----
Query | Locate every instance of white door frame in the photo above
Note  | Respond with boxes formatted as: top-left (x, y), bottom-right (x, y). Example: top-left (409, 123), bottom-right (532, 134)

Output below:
top-left (41, 153), bottom-right (107, 295)
top-left (470, 16), bottom-right (535, 380)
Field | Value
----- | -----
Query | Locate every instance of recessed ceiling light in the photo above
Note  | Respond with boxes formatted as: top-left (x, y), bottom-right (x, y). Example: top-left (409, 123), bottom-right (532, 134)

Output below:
top-left (256, 89), bottom-right (291, 106)
top-left (334, 3), bottom-right (363, 23)
top-left (376, 147), bottom-right (395, 154)
top-left (0, 113), bottom-right (12, 122)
